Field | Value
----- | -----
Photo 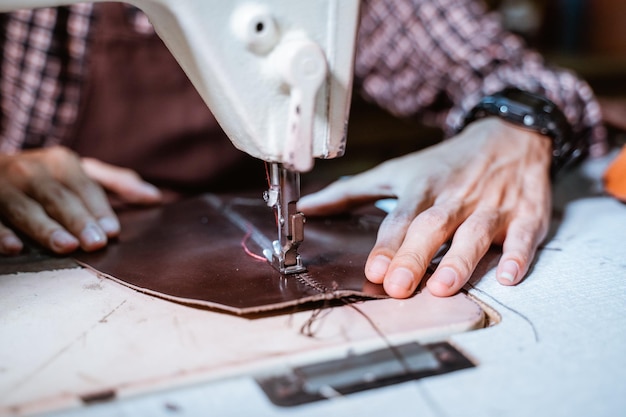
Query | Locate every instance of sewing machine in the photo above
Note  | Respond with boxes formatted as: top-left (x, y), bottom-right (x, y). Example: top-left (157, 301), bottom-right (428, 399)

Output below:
top-left (0, 0), bottom-right (360, 274)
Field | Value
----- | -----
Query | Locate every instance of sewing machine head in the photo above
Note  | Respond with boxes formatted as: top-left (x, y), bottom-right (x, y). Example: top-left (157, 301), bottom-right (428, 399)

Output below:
top-left (136, 0), bottom-right (360, 273)
top-left (138, 0), bottom-right (360, 173)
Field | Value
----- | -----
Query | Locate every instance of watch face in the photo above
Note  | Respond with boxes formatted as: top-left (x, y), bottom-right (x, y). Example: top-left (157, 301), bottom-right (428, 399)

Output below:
top-left (504, 89), bottom-right (553, 111)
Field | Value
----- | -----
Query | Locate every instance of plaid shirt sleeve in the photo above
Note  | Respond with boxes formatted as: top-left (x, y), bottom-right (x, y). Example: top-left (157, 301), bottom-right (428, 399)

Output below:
top-left (355, 0), bottom-right (607, 157)
top-left (0, 5), bottom-right (152, 154)
top-left (0, 5), bottom-right (93, 153)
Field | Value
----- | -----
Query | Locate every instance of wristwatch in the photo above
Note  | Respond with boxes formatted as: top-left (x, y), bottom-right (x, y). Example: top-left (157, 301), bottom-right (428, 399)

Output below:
top-left (461, 87), bottom-right (582, 173)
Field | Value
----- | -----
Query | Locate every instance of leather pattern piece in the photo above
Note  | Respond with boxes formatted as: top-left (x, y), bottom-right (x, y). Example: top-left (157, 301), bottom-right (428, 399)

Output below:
top-left (74, 194), bottom-right (387, 314)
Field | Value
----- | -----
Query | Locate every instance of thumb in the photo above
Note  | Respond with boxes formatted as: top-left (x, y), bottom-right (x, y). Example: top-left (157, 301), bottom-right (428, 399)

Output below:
top-left (300, 173), bottom-right (392, 216)
top-left (81, 158), bottom-right (162, 205)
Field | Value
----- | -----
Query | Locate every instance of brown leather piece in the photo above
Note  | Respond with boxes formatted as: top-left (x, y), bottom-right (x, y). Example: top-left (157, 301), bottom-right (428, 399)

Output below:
top-left (74, 194), bottom-right (388, 314)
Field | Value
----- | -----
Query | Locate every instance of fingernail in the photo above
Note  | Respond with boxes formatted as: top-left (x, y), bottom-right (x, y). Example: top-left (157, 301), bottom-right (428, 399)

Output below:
top-left (141, 183), bottom-right (161, 198)
top-left (387, 267), bottom-right (414, 292)
top-left (367, 255), bottom-right (391, 280)
top-left (500, 260), bottom-right (519, 283)
top-left (50, 229), bottom-right (79, 252)
top-left (1, 235), bottom-right (22, 254)
top-left (98, 216), bottom-right (120, 235)
top-left (432, 267), bottom-right (457, 289)
top-left (80, 222), bottom-right (106, 247)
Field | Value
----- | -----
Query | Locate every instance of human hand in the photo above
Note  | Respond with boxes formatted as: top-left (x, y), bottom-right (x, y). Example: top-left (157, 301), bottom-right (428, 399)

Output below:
top-left (300, 118), bottom-right (553, 298)
top-left (0, 146), bottom-right (161, 255)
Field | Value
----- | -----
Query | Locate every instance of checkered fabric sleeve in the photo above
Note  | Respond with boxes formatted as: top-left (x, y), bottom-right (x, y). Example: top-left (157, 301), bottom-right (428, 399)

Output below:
top-left (0, 5), bottom-right (153, 154)
top-left (0, 6), bottom-right (93, 153)
top-left (355, 0), bottom-right (607, 157)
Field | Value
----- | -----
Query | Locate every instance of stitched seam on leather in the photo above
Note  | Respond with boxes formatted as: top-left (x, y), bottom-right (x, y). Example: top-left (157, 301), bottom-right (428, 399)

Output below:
top-left (294, 272), bottom-right (332, 294)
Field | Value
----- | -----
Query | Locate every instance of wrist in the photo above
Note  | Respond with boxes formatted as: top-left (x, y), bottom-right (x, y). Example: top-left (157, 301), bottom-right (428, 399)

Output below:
top-left (459, 117), bottom-right (553, 175)
top-left (460, 88), bottom-right (583, 175)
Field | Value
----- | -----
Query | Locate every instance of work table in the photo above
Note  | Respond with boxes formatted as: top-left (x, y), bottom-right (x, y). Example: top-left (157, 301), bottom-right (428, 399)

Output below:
top-left (1, 152), bottom-right (624, 417)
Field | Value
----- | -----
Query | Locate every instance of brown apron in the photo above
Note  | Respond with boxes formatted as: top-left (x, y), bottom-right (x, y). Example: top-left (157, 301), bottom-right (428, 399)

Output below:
top-left (64, 3), bottom-right (265, 195)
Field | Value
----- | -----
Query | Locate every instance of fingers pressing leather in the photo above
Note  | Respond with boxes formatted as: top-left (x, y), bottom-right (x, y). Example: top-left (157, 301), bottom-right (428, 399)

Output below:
top-left (44, 147), bottom-right (120, 240)
top-left (0, 148), bottom-right (114, 253)
top-left (0, 220), bottom-right (23, 255)
top-left (365, 209), bottom-right (416, 285)
top-left (371, 200), bottom-right (460, 298)
top-left (81, 158), bottom-right (161, 205)
top-left (364, 187), bottom-right (433, 284)
top-left (0, 185), bottom-right (80, 254)
top-left (427, 209), bottom-right (502, 297)
top-left (28, 178), bottom-right (108, 251)
top-left (62, 158), bottom-right (120, 238)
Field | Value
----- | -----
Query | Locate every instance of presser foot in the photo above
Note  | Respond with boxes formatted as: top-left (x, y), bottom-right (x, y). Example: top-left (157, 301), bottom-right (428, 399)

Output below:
top-left (270, 241), bottom-right (306, 275)
top-left (264, 162), bottom-right (307, 275)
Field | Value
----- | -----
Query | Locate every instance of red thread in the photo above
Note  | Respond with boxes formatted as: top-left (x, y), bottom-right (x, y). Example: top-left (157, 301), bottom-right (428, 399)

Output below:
top-left (241, 229), bottom-right (267, 262)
